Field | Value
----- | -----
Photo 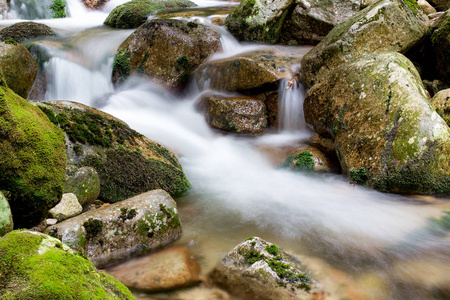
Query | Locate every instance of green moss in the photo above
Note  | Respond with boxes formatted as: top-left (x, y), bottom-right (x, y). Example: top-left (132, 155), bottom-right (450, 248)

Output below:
top-left (281, 151), bottom-right (315, 172)
top-left (403, 0), bottom-right (419, 14)
top-left (137, 205), bottom-right (180, 238)
top-left (267, 260), bottom-right (311, 289)
top-left (119, 208), bottom-right (137, 221)
top-left (244, 249), bottom-right (265, 264)
top-left (349, 167), bottom-right (369, 184)
top-left (83, 218), bottom-right (103, 237)
top-left (265, 244), bottom-right (279, 256)
top-left (3, 39), bottom-right (17, 45)
top-left (50, 0), bottom-right (67, 18)
top-left (113, 49), bottom-right (131, 84)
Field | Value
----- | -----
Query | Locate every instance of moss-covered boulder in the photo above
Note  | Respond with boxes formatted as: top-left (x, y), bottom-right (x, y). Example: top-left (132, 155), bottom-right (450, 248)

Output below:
top-left (196, 93), bottom-right (268, 134)
top-left (280, 146), bottom-right (338, 172)
top-left (304, 52), bottom-right (450, 193)
top-left (301, 0), bottom-right (429, 88)
top-left (35, 101), bottom-right (189, 203)
top-left (280, 0), bottom-right (362, 45)
top-left (64, 166), bottom-right (100, 208)
top-left (113, 19), bottom-right (221, 90)
top-left (0, 85), bottom-right (66, 228)
top-left (209, 237), bottom-right (324, 300)
top-left (104, 0), bottom-right (196, 29)
top-left (195, 49), bottom-right (302, 91)
top-left (431, 10), bottom-right (450, 85)
top-left (225, 0), bottom-right (294, 44)
top-left (0, 41), bottom-right (38, 98)
top-left (0, 22), bottom-right (56, 43)
top-left (46, 189), bottom-right (182, 268)
top-left (0, 230), bottom-right (135, 299)
top-left (431, 88), bottom-right (450, 125)
top-left (0, 191), bottom-right (13, 236)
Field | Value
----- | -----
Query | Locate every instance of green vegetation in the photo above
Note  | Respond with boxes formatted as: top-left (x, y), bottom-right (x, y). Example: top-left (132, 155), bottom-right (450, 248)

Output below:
top-left (137, 204), bottom-right (180, 238)
top-left (119, 207), bottom-right (137, 221)
top-left (403, 0), bottom-right (419, 14)
top-left (350, 167), bottom-right (369, 184)
top-left (281, 151), bottom-right (315, 171)
top-left (83, 218), bottom-right (103, 237)
top-left (50, 0), bottom-right (67, 18)
top-left (113, 49), bottom-right (131, 84)
top-left (265, 244), bottom-right (279, 256)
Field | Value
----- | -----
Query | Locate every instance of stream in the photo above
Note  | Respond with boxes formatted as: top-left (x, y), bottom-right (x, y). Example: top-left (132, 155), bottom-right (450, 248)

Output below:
top-left (1, 0), bottom-right (450, 299)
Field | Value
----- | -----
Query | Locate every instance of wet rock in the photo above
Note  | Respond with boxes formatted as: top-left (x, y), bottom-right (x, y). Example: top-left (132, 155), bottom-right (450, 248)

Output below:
top-left (281, 146), bottom-right (337, 172)
top-left (49, 193), bottom-right (83, 221)
top-left (281, 0), bottom-right (362, 45)
top-left (169, 286), bottom-right (231, 300)
top-left (0, 191), bottom-right (13, 236)
top-left (209, 237), bottom-right (324, 300)
top-left (195, 49), bottom-right (301, 91)
top-left (104, 0), bottom-right (196, 29)
top-left (82, 0), bottom-right (108, 10)
top-left (0, 230), bottom-right (135, 299)
top-left (0, 85), bottom-right (66, 228)
top-left (197, 93), bottom-right (268, 134)
top-left (113, 19), bottom-right (221, 90)
top-left (0, 40), bottom-right (38, 98)
top-left (64, 166), bottom-right (100, 208)
top-left (301, 0), bottom-right (429, 88)
top-left (309, 133), bottom-right (335, 154)
top-left (431, 10), bottom-right (450, 85)
top-left (418, 0), bottom-right (436, 15)
top-left (304, 51), bottom-right (450, 194)
top-left (34, 101), bottom-right (190, 203)
top-left (106, 245), bottom-right (200, 292)
top-left (225, 0), bottom-right (294, 44)
top-left (45, 189), bottom-right (182, 268)
top-left (431, 89), bottom-right (450, 126)
top-left (0, 21), bottom-right (55, 43)
top-left (428, 0), bottom-right (450, 11)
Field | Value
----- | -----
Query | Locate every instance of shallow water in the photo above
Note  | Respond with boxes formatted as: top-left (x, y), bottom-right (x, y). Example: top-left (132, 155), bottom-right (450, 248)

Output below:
top-left (2, 1), bottom-right (450, 299)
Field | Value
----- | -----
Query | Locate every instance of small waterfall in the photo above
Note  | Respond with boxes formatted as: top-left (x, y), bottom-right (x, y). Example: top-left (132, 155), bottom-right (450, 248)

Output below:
top-left (8, 0), bottom-right (54, 19)
top-left (278, 68), bottom-right (307, 132)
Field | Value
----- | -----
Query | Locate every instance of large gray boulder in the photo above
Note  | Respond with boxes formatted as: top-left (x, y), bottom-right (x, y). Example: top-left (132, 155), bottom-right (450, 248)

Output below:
top-left (225, 0), bottom-right (294, 44)
top-left (46, 190), bottom-right (182, 268)
top-left (304, 52), bottom-right (450, 194)
top-left (301, 0), bottom-right (429, 88)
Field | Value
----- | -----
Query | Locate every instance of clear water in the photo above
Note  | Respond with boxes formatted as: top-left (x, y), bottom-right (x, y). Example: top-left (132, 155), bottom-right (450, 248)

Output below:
top-left (2, 1), bottom-right (449, 299)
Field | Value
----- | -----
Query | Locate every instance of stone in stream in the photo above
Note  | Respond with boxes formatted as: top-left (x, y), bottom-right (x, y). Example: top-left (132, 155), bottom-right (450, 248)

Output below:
top-left (0, 21), bottom-right (56, 43)
top-left (196, 93), bottom-right (268, 134)
top-left (280, 146), bottom-right (338, 173)
top-left (48, 193), bottom-right (83, 221)
top-left (0, 230), bottom-right (135, 299)
top-left (106, 245), bottom-right (201, 292)
top-left (304, 51), bottom-right (450, 194)
top-left (35, 100), bottom-right (190, 203)
top-left (64, 166), bottom-right (100, 208)
top-left (113, 19), bottom-right (221, 90)
top-left (45, 189), bottom-right (182, 268)
top-left (301, 0), bottom-right (429, 88)
top-left (0, 191), bottom-right (13, 237)
top-left (209, 237), bottom-right (325, 300)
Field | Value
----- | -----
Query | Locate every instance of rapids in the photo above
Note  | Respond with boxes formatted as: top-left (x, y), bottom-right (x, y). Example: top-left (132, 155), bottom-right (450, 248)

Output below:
top-left (1, 1), bottom-right (449, 299)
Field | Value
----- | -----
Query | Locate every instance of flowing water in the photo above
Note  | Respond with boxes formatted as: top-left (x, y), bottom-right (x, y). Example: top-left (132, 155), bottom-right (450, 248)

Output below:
top-left (2, 1), bottom-right (450, 299)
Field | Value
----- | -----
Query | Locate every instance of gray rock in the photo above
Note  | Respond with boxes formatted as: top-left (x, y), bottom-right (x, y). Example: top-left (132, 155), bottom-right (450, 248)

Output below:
top-left (64, 166), bottom-right (100, 208)
top-left (46, 218), bottom-right (58, 226)
top-left (301, 0), bottom-right (429, 88)
top-left (0, 191), bottom-right (13, 237)
top-left (45, 189), bottom-right (182, 268)
top-left (49, 193), bottom-right (83, 221)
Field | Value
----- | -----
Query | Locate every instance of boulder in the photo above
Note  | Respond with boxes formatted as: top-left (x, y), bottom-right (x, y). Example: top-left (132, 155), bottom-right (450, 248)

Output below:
top-left (0, 85), bottom-right (66, 228)
top-left (195, 49), bottom-right (302, 91)
top-left (431, 10), bottom-right (450, 85)
top-left (104, 0), bottom-right (196, 29)
top-left (225, 0), bottom-right (294, 44)
top-left (418, 0), bottom-right (436, 15)
top-left (0, 21), bottom-right (56, 43)
top-left (301, 0), bottom-right (429, 88)
top-left (0, 230), bottom-right (135, 299)
top-left (431, 89), bottom-right (450, 126)
top-left (106, 245), bottom-right (200, 292)
top-left (113, 19), bottom-right (221, 89)
top-left (64, 166), bottom-right (100, 208)
top-left (35, 101), bottom-right (190, 203)
top-left (82, 0), bottom-right (108, 9)
top-left (281, 0), bottom-right (362, 45)
top-left (0, 191), bottom-right (13, 236)
top-left (209, 237), bottom-right (324, 300)
top-left (280, 146), bottom-right (337, 172)
top-left (304, 52), bottom-right (450, 194)
top-left (0, 40), bottom-right (38, 98)
top-left (49, 193), bottom-right (83, 221)
top-left (197, 93), bottom-right (268, 134)
top-left (45, 190), bottom-right (182, 268)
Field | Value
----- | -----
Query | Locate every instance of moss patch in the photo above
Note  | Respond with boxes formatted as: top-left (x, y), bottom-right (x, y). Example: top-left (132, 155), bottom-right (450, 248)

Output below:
top-left (50, 0), bottom-right (67, 18)
top-left (137, 204), bottom-right (180, 238)
top-left (350, 167), bottom-right (369, 184)
top-left (280, 151), bottom-right (315, 171)
top-left (113, 49), bottom-right (131, 85)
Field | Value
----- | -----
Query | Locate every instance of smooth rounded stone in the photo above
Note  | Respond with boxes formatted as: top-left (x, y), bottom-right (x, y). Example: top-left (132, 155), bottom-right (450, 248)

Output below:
top-left (0, 191), bottom-right (13, 237)
top-left (431, 10), bottom-right (450, 85)
top-left (64, 166), bottom-right (100, 208)
top-left (46, 218), bottom-right (58, 226)
top-left (281, 146), bottom-right (338, 172)
top-left (34, 100), bottom-right (190, 203)
top-left (82, 0), bottom-right (108, 9)
top-left (428, 0), bottom-right (450, 11)
top-left (209, 237), bottom-right (324, 300)
top-left (304, 52), bottom-right (450, 194)
top-left (195, 49), bottom-right (302, 91)
top-left (49, 193), bottom-right (83, 221)
top-left (104, 0), bottom-right (196, 29)
top-left (197, 93), bottom-right (268, 134)
top-left (106, 245), bottom-right (200, 292)
top-left (281, 0), bottom-right (362, 45)
top-left (225, 0), bottom-right (294, 44)
top-left (418, 0), bottom-right (436, 14)
top-left (301, 0), bottom-right (429, 88)
top-left (0, 230), bottom-right (135, 299)
top-left (45, 189), bottom-right (182, 268)
top-left (113, 19), bottom-right (221, 90)
top-left (0, 40), bottom-right (38, 98)
top-left (431, 89), bottom-right (450, 125)
top-left (0, 21), bottom-right (56, 43)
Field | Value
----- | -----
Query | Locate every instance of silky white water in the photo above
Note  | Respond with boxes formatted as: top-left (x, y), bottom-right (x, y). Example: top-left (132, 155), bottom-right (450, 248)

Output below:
top-left (1, 0), bottom-right (449, 298)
